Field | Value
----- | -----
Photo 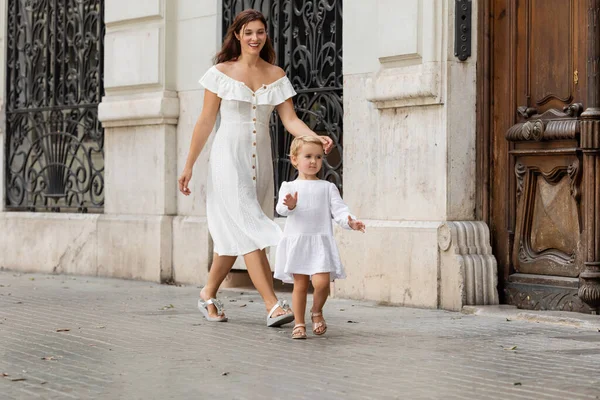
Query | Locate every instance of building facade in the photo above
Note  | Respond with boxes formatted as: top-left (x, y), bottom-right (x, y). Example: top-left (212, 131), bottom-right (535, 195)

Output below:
top-left (2, 0), bottom-right (597, 313)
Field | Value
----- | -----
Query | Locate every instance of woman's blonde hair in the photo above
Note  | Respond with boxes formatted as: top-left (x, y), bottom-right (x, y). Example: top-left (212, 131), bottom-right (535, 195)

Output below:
top-left (289, 136), bottom-right (324, 168)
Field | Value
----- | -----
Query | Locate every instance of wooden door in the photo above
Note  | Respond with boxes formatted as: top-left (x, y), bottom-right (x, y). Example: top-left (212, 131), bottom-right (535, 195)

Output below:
top-left (485, 0), bottom-right (594, 311)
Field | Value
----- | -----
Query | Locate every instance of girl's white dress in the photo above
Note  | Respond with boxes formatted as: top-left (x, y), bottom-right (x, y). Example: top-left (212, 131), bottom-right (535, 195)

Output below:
top-left (198, 66), bottom-right (296, 256)
top-left (274, 180), bottom-right (355, 283)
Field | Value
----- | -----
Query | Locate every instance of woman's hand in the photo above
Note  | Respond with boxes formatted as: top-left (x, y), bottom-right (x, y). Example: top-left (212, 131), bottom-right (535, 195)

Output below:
top-left (283, 192), bottom-right (298, 210)
top-left (276, 100), bottom-right (334, 154)
top-left (318, 135), bottom-right (334, 154)
top-left (178, 168), bottom-right (193, 196)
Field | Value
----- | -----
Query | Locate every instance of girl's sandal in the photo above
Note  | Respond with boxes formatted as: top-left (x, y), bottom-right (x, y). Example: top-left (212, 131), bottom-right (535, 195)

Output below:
top-left (291, 324), bottom-right (307, 340)
top-left (311, 311), bottom-right (327, 335)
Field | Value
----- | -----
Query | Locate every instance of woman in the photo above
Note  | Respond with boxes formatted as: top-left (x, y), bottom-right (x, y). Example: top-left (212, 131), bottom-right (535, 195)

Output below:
top-left (178, 9), bottom-right (333, 326)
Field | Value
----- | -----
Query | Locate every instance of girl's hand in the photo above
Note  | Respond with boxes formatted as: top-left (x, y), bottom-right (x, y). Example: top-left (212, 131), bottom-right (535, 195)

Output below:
top-left (348, 216), bottom-right (366, 233)
top-left (283, 192), bottom-right (298, 210)
top-left (178, 168), bottom-right (193, 196)
top-left (318, 135), bottom-right (334, 154)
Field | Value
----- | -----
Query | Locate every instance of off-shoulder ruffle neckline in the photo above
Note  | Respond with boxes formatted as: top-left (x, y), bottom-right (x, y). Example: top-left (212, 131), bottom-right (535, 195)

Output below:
top-left (211, 66), bottom-right (288, 94)
top-left (199, 65), bottom-right (297, 105)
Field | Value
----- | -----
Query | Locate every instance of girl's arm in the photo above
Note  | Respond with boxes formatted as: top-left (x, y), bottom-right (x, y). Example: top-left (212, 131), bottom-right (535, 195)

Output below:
top-left (178, 90), bottom-right (221, 195)
top-left (276, 99), bottom-right (333, 153)
top-left (329, 183), bottom-right (356, 230)
top-left (276, 182), bottom-right (297, 216)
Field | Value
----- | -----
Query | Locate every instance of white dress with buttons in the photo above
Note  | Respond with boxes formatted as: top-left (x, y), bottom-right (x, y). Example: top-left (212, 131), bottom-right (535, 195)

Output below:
top-left (198, 66), bottom-right (296, 256)
top-left (274, 180), bottom-right (355, 284)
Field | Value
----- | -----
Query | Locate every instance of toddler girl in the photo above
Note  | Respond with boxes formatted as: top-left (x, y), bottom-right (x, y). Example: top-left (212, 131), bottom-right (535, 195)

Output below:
top-left (274, 136), bottom-right (365, 339)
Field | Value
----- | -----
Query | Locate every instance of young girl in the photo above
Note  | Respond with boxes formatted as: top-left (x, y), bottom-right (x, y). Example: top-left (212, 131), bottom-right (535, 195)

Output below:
top-left (275, 136), bottom-right (365, 339)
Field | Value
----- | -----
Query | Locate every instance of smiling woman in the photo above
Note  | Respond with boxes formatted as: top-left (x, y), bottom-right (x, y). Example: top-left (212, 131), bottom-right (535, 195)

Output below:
top-left (177, 9), bottom-right (333, 327)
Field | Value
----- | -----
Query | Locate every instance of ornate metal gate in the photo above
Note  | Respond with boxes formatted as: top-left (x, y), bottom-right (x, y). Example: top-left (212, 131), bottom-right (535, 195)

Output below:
top-left (5, 0), bottom-right (105, 213)
top-left (222, 0), bottom-right (343, 211)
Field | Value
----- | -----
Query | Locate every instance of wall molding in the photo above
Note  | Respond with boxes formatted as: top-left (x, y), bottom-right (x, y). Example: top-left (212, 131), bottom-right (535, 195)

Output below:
top-left (366, 61), bottom-right (443, 109)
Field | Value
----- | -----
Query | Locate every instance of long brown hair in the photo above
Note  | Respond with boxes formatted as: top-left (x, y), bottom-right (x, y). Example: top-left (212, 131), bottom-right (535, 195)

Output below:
top-left (214, 9), bottom-right (276, 64)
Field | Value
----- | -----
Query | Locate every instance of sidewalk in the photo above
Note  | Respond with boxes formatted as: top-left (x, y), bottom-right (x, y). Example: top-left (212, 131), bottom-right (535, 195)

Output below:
top-left (1, 271), bottom-right (599, 400)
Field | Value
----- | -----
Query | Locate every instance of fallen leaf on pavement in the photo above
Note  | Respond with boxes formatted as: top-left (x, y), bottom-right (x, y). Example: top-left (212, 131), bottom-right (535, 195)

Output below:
top-left (504, 345), bottom-right (518, 351)
top-left (56, 329), bottom-right (70, 332)
top-left (159, 304), bottom-right (175, 310)
top-left (10, 378), bottom-right (26, 382)
top-left (95, 326), bottom-right (106, 329)
top-left (347, 320), bottom-right (359, 324)
top-left (514, 382), bottom-right (522, 386)
top-left (221, 372), bottom-right (229, 376)
top-left (340, 308), bottom-right (345, 311)
top-left (41, 356), bottom-right (57, 361)
top-left (239, 304), bottom-right (247, 307)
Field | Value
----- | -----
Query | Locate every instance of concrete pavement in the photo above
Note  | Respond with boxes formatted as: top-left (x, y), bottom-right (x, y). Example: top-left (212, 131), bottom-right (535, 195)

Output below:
top-left (1, 271), bottom-right (599, 399)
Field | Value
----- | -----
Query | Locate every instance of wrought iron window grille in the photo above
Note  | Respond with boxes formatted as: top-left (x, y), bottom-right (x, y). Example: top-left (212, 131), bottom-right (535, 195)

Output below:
top-left (223, 0), bottom-right (343, 215)
top-left (5, 0), bottom-right (105, 213)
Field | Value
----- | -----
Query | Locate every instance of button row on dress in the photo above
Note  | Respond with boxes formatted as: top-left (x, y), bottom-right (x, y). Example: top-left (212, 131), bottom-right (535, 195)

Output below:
top-left (251, 97), bottom-right (257, 182)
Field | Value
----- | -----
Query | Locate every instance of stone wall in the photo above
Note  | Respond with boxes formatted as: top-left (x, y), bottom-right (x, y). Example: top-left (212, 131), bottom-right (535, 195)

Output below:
top-left (0, 0), bottom-right (498, 310)
top-left (335, 0), bottom-right (497, 310)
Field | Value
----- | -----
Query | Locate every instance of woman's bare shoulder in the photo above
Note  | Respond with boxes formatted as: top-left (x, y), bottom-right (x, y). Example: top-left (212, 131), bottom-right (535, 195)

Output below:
top-left (266, 64), bottom-right (286, 80)
top-left (215, 62), bottom-right (236, 74)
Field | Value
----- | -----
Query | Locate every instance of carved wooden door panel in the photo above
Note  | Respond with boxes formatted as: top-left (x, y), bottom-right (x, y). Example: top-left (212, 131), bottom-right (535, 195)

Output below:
top-left (489, 0), bottom-right (592, 311)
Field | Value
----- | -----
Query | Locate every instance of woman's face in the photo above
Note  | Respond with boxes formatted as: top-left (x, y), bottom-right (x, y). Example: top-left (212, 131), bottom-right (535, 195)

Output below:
top-left (236, 20), bottom-right (267, 56)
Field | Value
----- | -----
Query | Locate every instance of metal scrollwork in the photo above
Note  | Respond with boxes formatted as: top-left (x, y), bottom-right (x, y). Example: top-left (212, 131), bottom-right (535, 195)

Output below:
top-left (5, 0), bottom-right (105, 213)
top-left (223, 0), bottom-right (343, 212)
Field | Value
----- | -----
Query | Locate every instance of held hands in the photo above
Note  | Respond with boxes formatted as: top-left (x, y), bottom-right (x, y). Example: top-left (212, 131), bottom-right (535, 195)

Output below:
top-left (178, 168), bottom-right (192, 196)
top-left (348, 216), bottom-right (366, 233)
top-left (283, 192), bottom-right (298, 210)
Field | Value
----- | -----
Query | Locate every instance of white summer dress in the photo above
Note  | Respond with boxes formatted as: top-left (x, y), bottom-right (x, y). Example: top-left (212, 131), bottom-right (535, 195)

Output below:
top-left (199, 66), bottom-right (296, 256)
top-left (274, 180), bottom-right (355, 284)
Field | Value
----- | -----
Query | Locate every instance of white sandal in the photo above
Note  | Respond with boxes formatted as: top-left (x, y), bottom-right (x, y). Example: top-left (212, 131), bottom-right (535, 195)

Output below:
top-left (266, 299), bottom-right (294, 327)
top-left (197, 298), bottom-right (228, 322)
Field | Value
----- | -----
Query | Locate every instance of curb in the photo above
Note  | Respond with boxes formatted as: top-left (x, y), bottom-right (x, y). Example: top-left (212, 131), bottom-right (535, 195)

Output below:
top-left (462, 305), bottom-right (600, 331)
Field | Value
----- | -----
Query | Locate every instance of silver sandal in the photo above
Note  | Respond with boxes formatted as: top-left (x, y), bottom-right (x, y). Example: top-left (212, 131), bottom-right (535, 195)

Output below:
top-left (266, 299), bottom-right (294, 327)
top-left (197, 298), bottom-right (228, 322)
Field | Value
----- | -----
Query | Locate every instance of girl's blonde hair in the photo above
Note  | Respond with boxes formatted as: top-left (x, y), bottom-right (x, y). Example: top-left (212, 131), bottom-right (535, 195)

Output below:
top-left (289, 136), bottom-right (324, 168)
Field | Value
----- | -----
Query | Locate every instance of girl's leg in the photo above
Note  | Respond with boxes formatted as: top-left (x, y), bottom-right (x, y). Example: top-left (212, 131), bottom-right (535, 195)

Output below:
top-left (200, 253), bottom-right (237, 318)
top-left (292, 274), bottom-right (310, 327)
top-left (310, 273), bottom-right (330, 334)
top-left (243, 249), bottom-right (291, 317)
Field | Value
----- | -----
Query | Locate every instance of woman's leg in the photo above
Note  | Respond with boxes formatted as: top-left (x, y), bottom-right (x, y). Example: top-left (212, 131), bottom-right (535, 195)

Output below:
top-left (310, 273), bottom-right (330, 334)
top-left (243, 249), bottom-right (291, 317)
top-left (200, 253), bottom-right (237, 318)
top-left (292, 274), bottom-right (310, 327)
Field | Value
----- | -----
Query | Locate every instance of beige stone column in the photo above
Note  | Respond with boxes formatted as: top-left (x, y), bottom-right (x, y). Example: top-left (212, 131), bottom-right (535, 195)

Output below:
top-left (169, 1), bottom-right (222, 284)
top-left (97, 0), bottom-right (178, 282)
top-left (336, 0), bottom-right (497, 310)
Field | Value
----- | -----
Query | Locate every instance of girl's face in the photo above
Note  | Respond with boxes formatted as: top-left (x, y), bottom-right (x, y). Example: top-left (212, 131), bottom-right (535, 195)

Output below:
top-left (293, 143), bottom-right (324, 177)
top-left (236, 20), bottom-right (267, 56)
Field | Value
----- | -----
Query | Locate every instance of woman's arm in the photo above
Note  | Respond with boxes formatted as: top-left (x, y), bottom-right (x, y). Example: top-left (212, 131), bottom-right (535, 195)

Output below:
top-left (276, 99), bottom-right (334, 153)
top-left (178, 90), bottom-right (221, 195)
